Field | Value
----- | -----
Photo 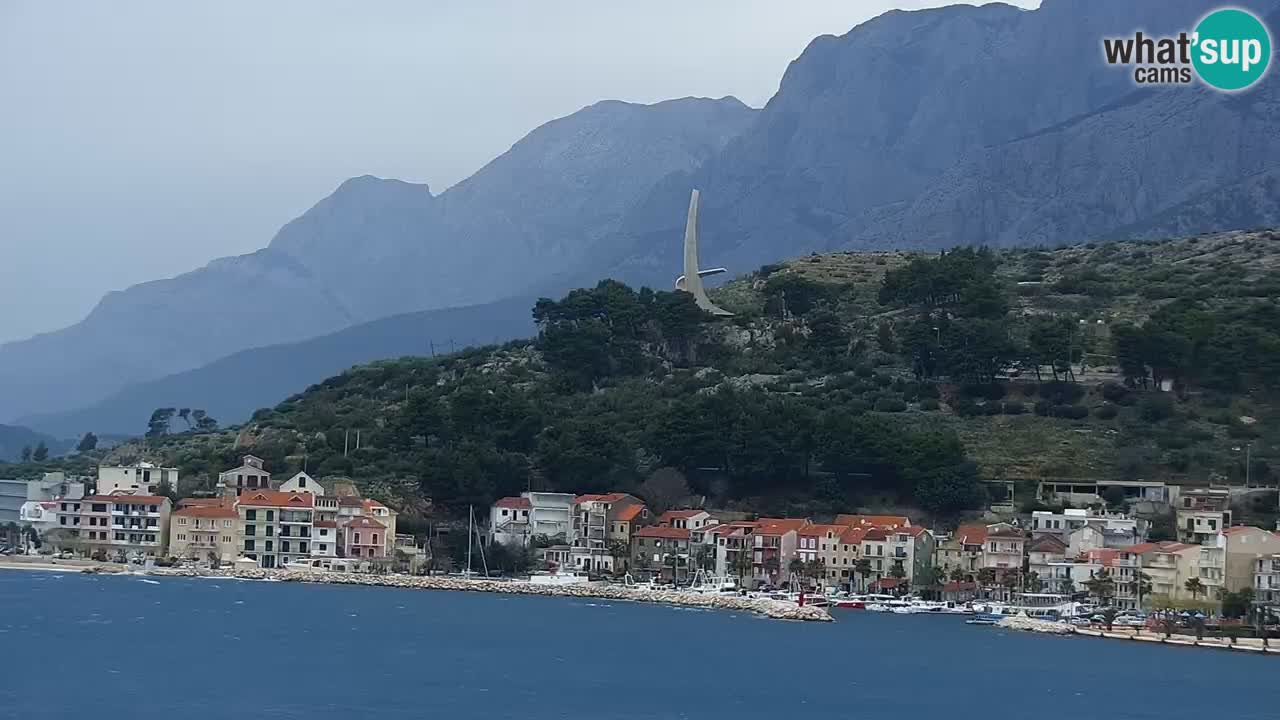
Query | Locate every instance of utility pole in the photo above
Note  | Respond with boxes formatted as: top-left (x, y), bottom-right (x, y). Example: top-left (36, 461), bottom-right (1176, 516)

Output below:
top-left (343, 429), bottom-right (349, 457)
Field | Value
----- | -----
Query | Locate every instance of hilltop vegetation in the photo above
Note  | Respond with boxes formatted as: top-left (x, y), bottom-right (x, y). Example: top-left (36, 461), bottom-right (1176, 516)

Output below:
top-left (10, 230), bottom-right (1280, 527)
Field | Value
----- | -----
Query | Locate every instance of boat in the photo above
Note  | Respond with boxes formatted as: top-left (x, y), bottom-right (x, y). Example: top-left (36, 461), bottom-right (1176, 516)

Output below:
top-left (966, 613), bottom-right (1004, 625)
top-left (530, 570), bottom-right (591, 586)
top-left (688, 570), bottom-right (742, 596)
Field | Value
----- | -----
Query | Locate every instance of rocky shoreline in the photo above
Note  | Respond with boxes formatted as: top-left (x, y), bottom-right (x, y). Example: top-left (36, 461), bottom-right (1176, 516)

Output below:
top-left (128, 567), bottom-right (832, 622)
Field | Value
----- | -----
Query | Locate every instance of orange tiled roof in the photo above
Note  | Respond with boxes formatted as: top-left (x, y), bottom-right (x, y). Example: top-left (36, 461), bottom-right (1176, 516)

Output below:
top-left (755, 518), bottom-right (809, 535)
top-left (659, 509), bottom-right (705, 521)
top-left (839, 526), bottom-right (869, 544)
top-left (862, 528), bottom-right (889, 541)
top-left (798, 523), bottom-right (848, 537)
top-left (834, 514), bottom-right (910, 529)
top-left (1028, 535), bottom-right (1068, 553)
top-left (494, 496), bottom-right (532, 510)
top-left (237, 490), bottom-right (314, 508)
top-left (344, 516), bottom-right (385, 530)
top-left (956, 524), bottom-right (988, 545)
top-left (636, 526), bottom-right (690, 540)
top-left (174, 505), bottom-right (238, 519)
top-left (314, 520), bottom-right (338, 528)
top-left (615, 505), bottom-right (645, 522)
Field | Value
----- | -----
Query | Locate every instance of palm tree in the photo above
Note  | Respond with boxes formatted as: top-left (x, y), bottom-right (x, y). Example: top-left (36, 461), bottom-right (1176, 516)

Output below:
top-left (1000, 569), bottom-right (1021, 602)
top-left (855, 559), bottom-right (873, 593)
top-left (1184, 577), bottom-right (1205, 601)
top-left (1026, 571), bottom-right (1043, 593)
top-left (806, 559), bottom-right (828, 590)
top-left (788, 557), bottom-right (806, 588)
top-left (1137, 572), bottom-right (1153, 609)
top-left (731, 548), bottom-right (753, 587)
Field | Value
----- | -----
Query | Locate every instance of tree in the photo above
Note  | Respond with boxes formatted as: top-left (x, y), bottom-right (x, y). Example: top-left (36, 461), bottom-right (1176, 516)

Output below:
top-left (788, 557), bottom-right (806, 585)
top-left (206, 550), bottom-right (222, 570)
top-left (731, 548), bottom-right (754, 586)
top-left (1026, 571), bottom-right (1043, 593)
top-left (855, 559), bottom-right (873, 593)
top-left (1221, 588), bottom-right (1255, 619)
top-left (178, 408), bottom-right (192, 429)
top-left (1084, 569), bottom-right (1116, 605)
top-left (1000, 569), bottom-right (1021, 601)
top-left (191, 409), bottom-right (218, 432)
top-left (638, 467), bottom-right (690, 515)
top-left (607, 539), bottom-right (631, 575)
top-left (1101, 606), bottom-right (1119, 632)
top-left (976, 567), bottom-right (997, 596)
top-left (917, 565), bottom-right (945, 600)
top-left (1137, 572), bottom-right (1153, 609)
top-left (806, 559), bottom-right (828, 588)
top-left (32, 441), bottom-right (48, 461)
top-left (20, 446), bottom-right (31, 463)
top-left (1184, 577), bottom-right (1205, 601)
top-left (76, 432), bottom-right (98, 452)
top-left (692, 544), bottom-right (715, 573)
top-left (948, 566), bottom-right (967, 582)
top-left (146, 407), bottom-right (176, 439)
top-left (154, 479), bottom-right (178, 505)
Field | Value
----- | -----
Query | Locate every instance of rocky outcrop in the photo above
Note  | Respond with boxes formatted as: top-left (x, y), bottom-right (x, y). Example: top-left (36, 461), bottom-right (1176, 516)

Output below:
top-left (147, 567), bottom-right (831, 622)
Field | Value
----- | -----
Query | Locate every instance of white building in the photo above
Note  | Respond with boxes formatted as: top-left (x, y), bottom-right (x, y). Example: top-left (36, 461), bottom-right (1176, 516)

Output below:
top-left (1032, 508), bottom-right (1144, 545)
top-left (489, 491), bottom-right (576, 547)
top-left (18, 501), bottom-right (59, 536)
top-left (96, 462), bottom-right (178, 495)
top-left (279, 471), bottom-right (322, 495)
top-left (1175, 487), bottom-right (1232, 544)
top-left (1254, 553), bottom-right (1280, 606)
top-left (219, 455), bottom-right (273, 497)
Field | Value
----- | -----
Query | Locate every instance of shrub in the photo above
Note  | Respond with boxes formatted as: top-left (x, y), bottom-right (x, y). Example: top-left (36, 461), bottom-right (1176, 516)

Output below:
top-left (1139, 394), bottom-right (1176, 422)
top-left (874, 398), bottom-right (907, 413)
top-left (917, 383), bottom-right (941, 399)
top-left (962, 383), bottom-right (1006, 401)
top-left (1034, 399), bottom-right (1054, 417)
top-left (1100, 382), bottom-right (1130, 403)
top-left (1094, 404), bottom-right (1119, 420)
top-left (1041, 381), bottom-right (1085, 405)
top-left (1227, 422), bottom-right (1260, 439)
top-left (855, 365), bottom-right (874, 378)
top-left (1002, 401), bottom-right (1027, 415)
top-left (1055, 405), bottom-right (1090, 420)
top-left (983, 402), bottom-right (1002, 416)
top-left (919, 399), bottom-right (940, 411)
top-left (956, 398), bottom-right (982, 417)
top-left (846, 399), bottom-right (870, 415)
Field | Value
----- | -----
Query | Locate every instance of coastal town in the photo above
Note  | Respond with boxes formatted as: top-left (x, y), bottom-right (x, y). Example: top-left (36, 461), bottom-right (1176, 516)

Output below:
top-left (4, 456), bottom-right (1280, 632)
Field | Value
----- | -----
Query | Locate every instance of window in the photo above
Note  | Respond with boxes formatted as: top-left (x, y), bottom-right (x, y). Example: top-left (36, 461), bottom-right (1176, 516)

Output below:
top-left (224, 520), bottom-right (232, 528)
top-left (300, 542), bottom-right (308, 554)
top-left (246, 509), bottom-right (257, 521)
top-left (367, 548), bottom-right (375, 557)
top-left (115, 532), bottom-right (125, 541)
top-left (265, 541), bottom-right (273, 551)
top-left (245, 539), bottom-right (255, 551)
top-left (354, 532), bottom-right (361, 544)
top-left (299, 476), bottom-right (307, 488)
top-left (266, 510), bottom-right (275, 521)
top-left (179, 517), bottom-right (187, 525)
top-left (501, 509), bottom-right (508, 517)
top-left (372, 534), bottom-right (379, 546)
top-left (222, 536), bottom-right (232, 543)
top-left (319, 544), bottom-right (327, 552)
top-left (266, 525), bottom-right (274, 537)
top-left (178, 534), bottom-right (186, 541)
top-left (149, 505), bottom-right (158, 513)
top-left (245, 524), bottom-right (256, 537)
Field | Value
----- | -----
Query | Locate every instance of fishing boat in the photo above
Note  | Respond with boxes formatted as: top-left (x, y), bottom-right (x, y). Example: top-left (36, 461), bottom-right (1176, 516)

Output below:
top-left (966, 613), bottom-right (1005, 625)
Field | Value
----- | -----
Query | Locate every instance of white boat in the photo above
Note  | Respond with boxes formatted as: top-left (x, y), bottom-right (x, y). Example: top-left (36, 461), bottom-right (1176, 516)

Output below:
top-left (529, 570), bottom-right (591, 586)
top-left (689, 570), bottom-right (741, 596)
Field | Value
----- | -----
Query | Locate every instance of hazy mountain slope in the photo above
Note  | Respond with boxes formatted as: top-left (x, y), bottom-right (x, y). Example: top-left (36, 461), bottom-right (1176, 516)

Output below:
top-left (0, 424), bottom-right (67, 462)
top-left (0, 98), bottom-right (756, 423)
top-left (22, 296), bottom-right (538, 438)
top-left (604, 0), bottom-right (1272, 276)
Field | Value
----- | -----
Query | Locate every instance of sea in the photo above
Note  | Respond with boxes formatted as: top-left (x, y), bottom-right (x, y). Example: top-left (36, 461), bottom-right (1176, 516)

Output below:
top-left (0, 570), bottom-right (1275, 719)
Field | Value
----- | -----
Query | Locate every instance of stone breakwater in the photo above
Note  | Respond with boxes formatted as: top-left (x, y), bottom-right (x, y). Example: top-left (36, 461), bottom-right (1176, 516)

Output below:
top-left (997, 616), bottom-right (1076, 635)
top-left (138, 567), bottom-right (832, 622)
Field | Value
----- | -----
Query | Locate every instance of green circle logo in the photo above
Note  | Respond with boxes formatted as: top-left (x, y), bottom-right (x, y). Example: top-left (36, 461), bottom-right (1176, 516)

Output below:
top-left (1193, 8), bottom-right (1272, 91)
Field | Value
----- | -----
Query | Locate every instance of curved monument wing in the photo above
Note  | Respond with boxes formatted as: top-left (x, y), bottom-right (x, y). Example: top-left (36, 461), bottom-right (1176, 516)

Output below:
top-left (680, 189), bottom-right (733, 317)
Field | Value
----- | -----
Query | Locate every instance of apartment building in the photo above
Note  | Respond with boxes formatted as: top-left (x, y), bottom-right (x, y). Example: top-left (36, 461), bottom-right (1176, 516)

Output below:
top-left (983, 523), bottom-right (1025, 572)
top-left (1219, 526), bottom-right (1280, 592)
top-left (342, 516), bottom-right (387, 560)
top-left (569, 493), bottom-right (644, 558)
top-left (1254, 553), bottom-right (1280, 605)
top-left (279, 471), bottom-right (322, 495)
top-left (489, 491), bottom-right (577, 547)
top-left (752, 518), bottom-right (808, 586)
top-left (710, 522), bottom-right (757, 580)
top-left (80, 494), bottom-right (172, 561)
top-left (632, 526), bottom-right (692, 581)
top-left (238, 490), bottom-right (314, 569)
top-left (1175, 487), bottom-right (1232, 544)
top-left (170, 502), bottom-right (238, 563)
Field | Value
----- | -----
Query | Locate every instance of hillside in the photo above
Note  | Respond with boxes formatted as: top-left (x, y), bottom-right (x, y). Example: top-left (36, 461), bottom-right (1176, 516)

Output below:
top-left (27, 230), bottom-right (1275, 528)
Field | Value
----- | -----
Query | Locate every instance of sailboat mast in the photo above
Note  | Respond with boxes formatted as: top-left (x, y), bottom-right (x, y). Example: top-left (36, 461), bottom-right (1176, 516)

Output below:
top-left (466, 505), bottom-right (474, 574)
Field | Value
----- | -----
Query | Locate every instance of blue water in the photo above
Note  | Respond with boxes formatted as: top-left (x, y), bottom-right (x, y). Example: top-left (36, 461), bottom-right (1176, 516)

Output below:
top-left (1, 571), bottom-right (1275, 719)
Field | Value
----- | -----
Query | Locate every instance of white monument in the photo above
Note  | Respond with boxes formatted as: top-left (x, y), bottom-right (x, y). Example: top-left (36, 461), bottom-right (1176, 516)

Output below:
top-left (675, 189), bottom-right (732, 316)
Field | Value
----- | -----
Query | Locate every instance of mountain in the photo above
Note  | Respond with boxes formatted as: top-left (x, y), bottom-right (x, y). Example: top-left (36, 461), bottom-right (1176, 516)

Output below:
top-left (604, 0), bottom-right (1280, 280)
top-left (0, 97), bottom-right (756, 424)
top-left (0, 424), bottom-right (67, 462)
top-left (21, 295), bottom-right (539, 439)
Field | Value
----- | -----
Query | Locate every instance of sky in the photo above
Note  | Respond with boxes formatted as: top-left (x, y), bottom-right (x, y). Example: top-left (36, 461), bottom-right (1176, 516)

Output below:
top-left (0, 0), bottom-right (1038, 344)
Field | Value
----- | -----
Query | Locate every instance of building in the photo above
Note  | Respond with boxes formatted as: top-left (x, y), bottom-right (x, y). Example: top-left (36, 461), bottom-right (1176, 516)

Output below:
top-left (982, 523), bottom-right (1025, 573)
top-left (934, 524), bottom-right (988, 581)
top-left (710, 522), bottom-right (757, 581)
top-left (1175, 487), bottom-right (1232, 544)
top-left (342, 516), bottom-right (387, 560)
top-left (658, 509), bottom-right (713, 530)
top-left (488, 491), bottom-right (576, 547)
top-left (1254, 553), bottom-right (1280, 606)
top-left (96, 462), bottom-right (178, 496)
top-left (18, 501), bottom-right (59, 536)
top-left (752, 518), bottom-right (808, 586)
top-left (797, 524), bottom-right (847, 587)
top-left (279, 471), bottom-right (322, 495)
top-left (219, 455), bottom-right (273, 497)
top-left (170, 502), bottom-right (239, 563)
top-left (1031, 508), bottom-right (1145, 546)
top-left (1219, 526), bottom-right (1280, 592)
top-left (237, 490), bottom-right (314, 568)
top-left (569, 493), bottom-right (645, 561)
top-left (359, 499), bottom-right (398, 554)
top-left (80, 494), bottom-right (172, 561)
top-left (834, 514), bottom-right (910, 530)
top-left (889, 526), bottom-right (936, 589)
top-left (632, 526), bottom-right (691, 581)
top-left (609, 504), bottom-right (649, 563)
top-left (1027, 535), bottom-right (1069, 591)
top-left (1037, 479), bottom-right (1176, 507)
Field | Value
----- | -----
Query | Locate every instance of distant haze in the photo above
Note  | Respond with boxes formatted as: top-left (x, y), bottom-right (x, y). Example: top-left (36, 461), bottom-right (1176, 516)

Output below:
top-left (0, 0), bottom-right (1038, 344)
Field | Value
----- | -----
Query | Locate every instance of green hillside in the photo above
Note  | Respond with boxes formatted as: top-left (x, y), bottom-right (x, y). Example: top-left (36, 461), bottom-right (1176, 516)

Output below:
top-left (12, 229), bottom-right (1280, 527)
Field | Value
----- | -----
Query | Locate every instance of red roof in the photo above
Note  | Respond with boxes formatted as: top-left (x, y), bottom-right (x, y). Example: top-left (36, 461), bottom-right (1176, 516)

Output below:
top-left (314, 520), bottom-right (338, 528)
top-left (635, 526), bottom-right (691, 540)
top-left (834, 514), bottom-right (910, 530)
top-left (839, 526), bottom-right (869, 544)
top-left (658, 509), bottom-right (705, 523)
top-left (174, 505), bottom-right (238, 519)
top-left (494, 496), bottom-right (532, 510)
top-left (574, 493), bottom-right (630, 504)
top-left (755, 518), bottom-right (809, 536)
top-left (237, 491), bottom-right (314, 508)
top-left (862, 528), bottom-right (889, 541)
top-left (344, 516), bottom-right (385, 530)
top-left (615, 505), bottom-right (645, 522)
top-left (986, 525), bottom-right (1024, 539)
top-left (1028, 535), bottom-right (1068, 553)
top-left (956, 524), bottom-right (988, 546)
